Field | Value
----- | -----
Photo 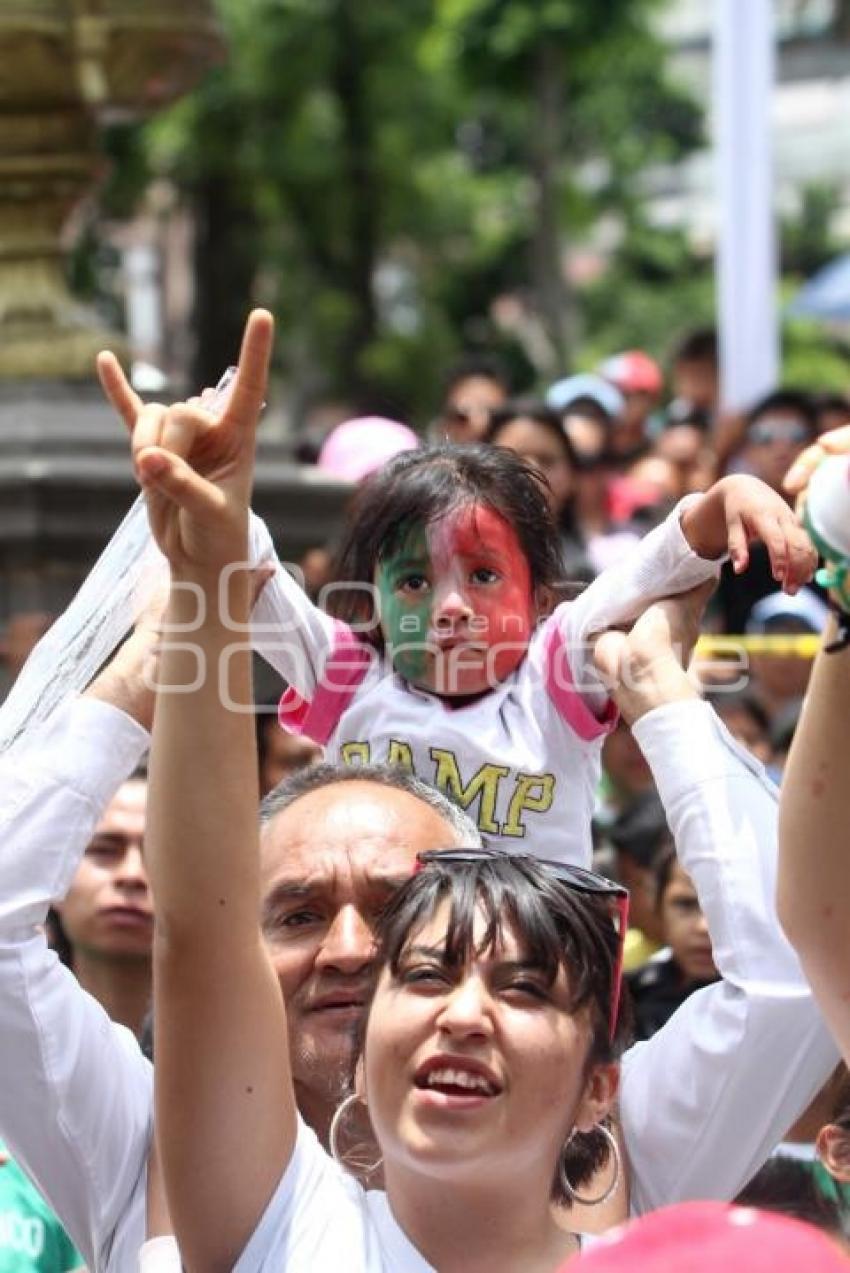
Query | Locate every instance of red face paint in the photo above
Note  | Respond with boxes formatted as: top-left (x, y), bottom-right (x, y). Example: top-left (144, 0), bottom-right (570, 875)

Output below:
top-left (376, 502), bottom-right (535, 697)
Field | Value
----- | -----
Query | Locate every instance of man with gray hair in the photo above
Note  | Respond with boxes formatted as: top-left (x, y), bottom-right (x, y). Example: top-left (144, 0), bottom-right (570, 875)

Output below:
top-left (0, 598), bottom-right (839, 1270)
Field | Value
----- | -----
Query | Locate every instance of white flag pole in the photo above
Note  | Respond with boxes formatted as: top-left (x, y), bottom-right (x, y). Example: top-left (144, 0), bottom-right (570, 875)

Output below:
top-left (713, 0), bottom-right (779, 411)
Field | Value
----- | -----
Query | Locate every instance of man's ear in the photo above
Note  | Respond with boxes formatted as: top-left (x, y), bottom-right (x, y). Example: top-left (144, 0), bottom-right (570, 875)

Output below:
top-left (817, 1123), bottom-right (850, 1183)
top-left (573, 1062), bottom-right (619, 1135)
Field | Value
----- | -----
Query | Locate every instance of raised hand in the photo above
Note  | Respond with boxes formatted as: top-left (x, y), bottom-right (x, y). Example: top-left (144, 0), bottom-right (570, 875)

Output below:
top-left (96, 309), bottom-right (274, 578)
top-left (719, 474), bottom-right (816, 593)
top-left (681, 474), bottom-right (816, 595)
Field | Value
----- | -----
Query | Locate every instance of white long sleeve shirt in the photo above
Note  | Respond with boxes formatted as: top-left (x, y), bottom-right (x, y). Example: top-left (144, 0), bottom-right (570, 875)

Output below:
top-left (0, 697), bottom-right (837, 1270)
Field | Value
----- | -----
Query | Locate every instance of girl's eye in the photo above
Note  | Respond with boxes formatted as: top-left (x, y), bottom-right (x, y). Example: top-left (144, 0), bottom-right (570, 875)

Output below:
top-left (399, 574), bottom-right (430, 594)
top-left (471, 567), bottom-right (499, 585)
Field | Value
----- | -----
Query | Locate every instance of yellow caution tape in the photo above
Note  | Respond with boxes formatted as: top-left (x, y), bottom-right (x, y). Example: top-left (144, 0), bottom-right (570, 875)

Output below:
top-left (695, 633), bottom-right (822, 658)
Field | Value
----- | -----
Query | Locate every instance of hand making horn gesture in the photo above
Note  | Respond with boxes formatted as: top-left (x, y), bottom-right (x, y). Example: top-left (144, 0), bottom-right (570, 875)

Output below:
top-left (96, 309), bottom-right (275, 580)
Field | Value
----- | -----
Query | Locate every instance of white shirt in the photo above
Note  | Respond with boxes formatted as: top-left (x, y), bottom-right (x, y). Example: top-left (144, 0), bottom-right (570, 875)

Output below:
top-left (0, 697), bottom-right (838, 1270)
top-left (258, 498), bottom-right (721, 864)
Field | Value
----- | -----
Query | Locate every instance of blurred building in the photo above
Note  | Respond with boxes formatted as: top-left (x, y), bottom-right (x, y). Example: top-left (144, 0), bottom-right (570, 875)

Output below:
top-left (647, 0), bottom-right (850, 245)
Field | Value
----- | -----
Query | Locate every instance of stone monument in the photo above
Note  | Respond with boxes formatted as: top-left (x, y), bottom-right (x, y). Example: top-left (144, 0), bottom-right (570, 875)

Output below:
top-left (0, 2), bottom-right (351, 694)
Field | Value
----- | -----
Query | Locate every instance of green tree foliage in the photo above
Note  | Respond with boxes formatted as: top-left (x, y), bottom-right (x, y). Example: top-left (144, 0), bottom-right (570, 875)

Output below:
top-left (137, 0), bottom-right (706, 420)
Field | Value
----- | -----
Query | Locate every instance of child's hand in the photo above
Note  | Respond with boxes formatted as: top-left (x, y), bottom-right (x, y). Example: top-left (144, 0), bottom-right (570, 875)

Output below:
top-left (681, 474), bottom-right (816, 594)
top-left (96, 310), bottom-right (274, 579)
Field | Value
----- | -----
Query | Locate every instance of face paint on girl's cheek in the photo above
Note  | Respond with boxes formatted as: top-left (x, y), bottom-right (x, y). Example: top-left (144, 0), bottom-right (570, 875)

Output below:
top-left (429, 506), bottom-right (535, 656)
top-left (375, 523), bottom-right (432, 683)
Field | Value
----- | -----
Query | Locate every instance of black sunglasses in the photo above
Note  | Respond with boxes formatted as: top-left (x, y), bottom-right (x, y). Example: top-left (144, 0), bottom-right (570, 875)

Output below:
top-left (414, 847), bottom-right (629, 1041)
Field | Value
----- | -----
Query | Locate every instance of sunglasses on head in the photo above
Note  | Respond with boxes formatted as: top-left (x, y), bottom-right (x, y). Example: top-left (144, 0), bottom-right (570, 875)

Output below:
top-left (414, 847), bottom-right (629, 1042)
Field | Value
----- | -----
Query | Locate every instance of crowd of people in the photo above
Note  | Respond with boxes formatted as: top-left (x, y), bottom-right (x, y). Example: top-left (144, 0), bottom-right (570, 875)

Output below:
top-left (1, 313), bottom-right (850, 1270)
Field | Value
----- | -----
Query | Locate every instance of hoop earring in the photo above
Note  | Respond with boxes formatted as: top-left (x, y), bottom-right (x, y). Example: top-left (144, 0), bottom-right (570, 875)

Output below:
top-left (329, 1092), bottom-right (382, 1176)
top-left (559, 1123), bottom-right (621, 1208)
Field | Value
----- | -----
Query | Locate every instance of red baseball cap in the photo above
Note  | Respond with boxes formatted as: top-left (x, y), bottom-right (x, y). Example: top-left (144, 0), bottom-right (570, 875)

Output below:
top-left (599, 350), bottom-right (663, 396)
top-left (568, 1202), bottom-right (849, 1272)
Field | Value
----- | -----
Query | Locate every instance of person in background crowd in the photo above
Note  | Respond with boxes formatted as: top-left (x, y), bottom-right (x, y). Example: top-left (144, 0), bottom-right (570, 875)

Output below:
top-left (666, 328), bottom-right (719, 433)
top-left (734, 1156), bottom-right (845, 1242)
top-left (545, 375), bottom-right (647, 573)
top-left (717, 390), bottom-right (822, 633)
top-left (598, 716), bottom-right (657, 824)
top-left (741, 390), bottom-right (819, 497)
top-left (485, 401), bottom-right (593, 584)
top-left (256, 702), bottom-right (322, 797)
top-left (814, 393), bottom-right (850, 438)
top-left (598, 350), bottom-right (663, 467)
top-left (736, 1066), bottom-right (850, 1241)
top-left (815, 1067), bottom-right (850, 1225)
top-left (705, 689), bottom-right (774, 766)
top-left (48, 772), bottom-right (151, 1038)
top-left (0, 1146), bottom-right (83, 1273)
top-left (432, 352), bottom-right (510, 444)
top-left (653, 422), bottom-right (717, 498)
top-left (745, 588), bottom-right (829, 723)
top-left (601, 793), bottom-right (668, 972)
top-left (627, 848), bottom-right (718, 1041)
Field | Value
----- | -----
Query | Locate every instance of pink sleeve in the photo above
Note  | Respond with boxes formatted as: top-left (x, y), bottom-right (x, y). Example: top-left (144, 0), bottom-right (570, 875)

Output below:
top-left (278, 621), bottom-right (372, 745)
top-left (542, 622), bottom-right (618, 741)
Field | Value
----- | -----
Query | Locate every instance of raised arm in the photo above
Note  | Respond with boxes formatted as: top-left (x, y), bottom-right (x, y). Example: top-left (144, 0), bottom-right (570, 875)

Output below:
top-left (557, 476), bottom-right (815, 713)
top-left (778, 424), bottom-right (850, 1064)
top-left (0, 624), bottom-right (156, 1270)
top-left (595, 595), bottom-right (837, 1211)
top-left (127, 311), bottom-right (296, 1271)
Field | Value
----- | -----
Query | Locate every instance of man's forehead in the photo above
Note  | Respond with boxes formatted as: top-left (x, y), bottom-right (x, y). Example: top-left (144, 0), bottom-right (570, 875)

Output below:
top-left (258, 778), bottom-right (455, 888)
top-left (263, 852), bottom-right (413, 900)
top-left (95, 779), bottom-right (147, 832)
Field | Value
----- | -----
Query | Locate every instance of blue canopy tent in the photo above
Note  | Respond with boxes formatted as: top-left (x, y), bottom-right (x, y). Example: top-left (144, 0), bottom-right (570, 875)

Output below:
top-left (787, 254), bottom-right (850, 322)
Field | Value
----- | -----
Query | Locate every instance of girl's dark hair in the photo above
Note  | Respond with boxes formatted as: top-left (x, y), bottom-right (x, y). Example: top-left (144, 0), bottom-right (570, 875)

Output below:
top-left (360, 853), bottom-right (628, 1201)
top-left (327, 445), bottom-right (564, 641)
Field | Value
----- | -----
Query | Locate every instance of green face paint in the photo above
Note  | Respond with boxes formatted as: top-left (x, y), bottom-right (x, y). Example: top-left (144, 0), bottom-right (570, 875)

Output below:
top-left (375, 522), bottom-right (431, 683)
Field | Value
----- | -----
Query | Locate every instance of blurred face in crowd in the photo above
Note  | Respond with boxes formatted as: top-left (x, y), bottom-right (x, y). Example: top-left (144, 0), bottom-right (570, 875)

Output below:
top-left (620, 390), bottom-right (657, 436)
top-left (616, 852), bottom-right (665, 946)
top-left (258, 781), bottom-right (464, 1122)
top-left (744, 412), bottom-right (814, 494)
top-left (492, 416), bottom-right (575, 518)
top-left (712, 702), bottom-right (773, 766)
top-left (442, 376), bottom-right (508, 444)
top-left (602, 720), bottom-right (654, 803)
top-left (627, 455), bottom-right (680, 505)
top-left (54, 780), bottom-right (151, 960)
top-left (672, 356), bottom-right (718, 415)
top-left (660, 861), bottom-right (716, 984)
top-left (654, 425), bottom-right (716, 496)
top-left (750, 620), bottom-right (816, 709)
